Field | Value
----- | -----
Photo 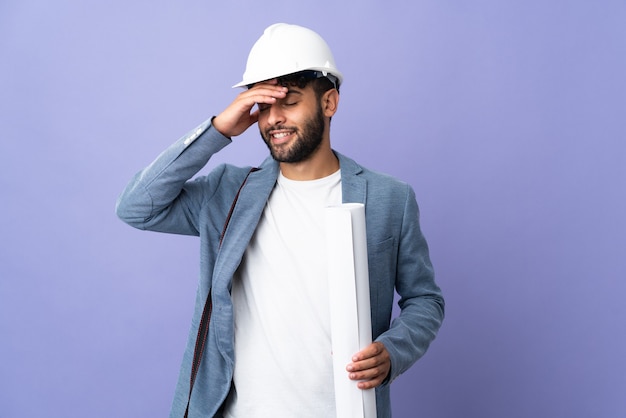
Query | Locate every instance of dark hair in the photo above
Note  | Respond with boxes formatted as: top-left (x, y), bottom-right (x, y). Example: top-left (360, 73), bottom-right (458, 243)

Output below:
top-left (276, 71), bottom-right (340, 98)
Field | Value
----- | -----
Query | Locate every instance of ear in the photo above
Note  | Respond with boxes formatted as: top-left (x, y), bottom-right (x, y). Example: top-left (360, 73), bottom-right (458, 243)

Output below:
top-left (321, 89), bottom-right (339, 117)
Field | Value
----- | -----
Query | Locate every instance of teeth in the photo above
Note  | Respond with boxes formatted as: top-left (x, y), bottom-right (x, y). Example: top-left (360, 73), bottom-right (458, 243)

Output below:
top-left (273, 132), bottom-right (291, 138)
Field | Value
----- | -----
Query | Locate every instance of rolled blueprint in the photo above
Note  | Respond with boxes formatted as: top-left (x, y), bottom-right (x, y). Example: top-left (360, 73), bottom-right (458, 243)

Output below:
top-left (325, 203), bottom-right (377, 418)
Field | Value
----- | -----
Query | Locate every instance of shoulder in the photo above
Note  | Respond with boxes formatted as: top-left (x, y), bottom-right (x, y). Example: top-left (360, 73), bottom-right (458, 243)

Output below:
top-left (337, 151), bottom-right (412, 195)
top-left (187, 163), bottom-right (259, 198)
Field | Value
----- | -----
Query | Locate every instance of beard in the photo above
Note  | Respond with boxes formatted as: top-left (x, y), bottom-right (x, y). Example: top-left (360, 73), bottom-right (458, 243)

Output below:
top-left (260, 106), bottom-right (325, 163)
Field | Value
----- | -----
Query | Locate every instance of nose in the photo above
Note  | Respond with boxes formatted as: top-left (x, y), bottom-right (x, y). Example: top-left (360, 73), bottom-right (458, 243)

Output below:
top-left (266, 103), bottom-right (285, 126)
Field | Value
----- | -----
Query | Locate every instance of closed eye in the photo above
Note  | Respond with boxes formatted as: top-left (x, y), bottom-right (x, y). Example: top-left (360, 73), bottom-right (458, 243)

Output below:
top-left (283, 90), bottom-right (302, 107)
top-left (258, 90), bottom-right (302, 112)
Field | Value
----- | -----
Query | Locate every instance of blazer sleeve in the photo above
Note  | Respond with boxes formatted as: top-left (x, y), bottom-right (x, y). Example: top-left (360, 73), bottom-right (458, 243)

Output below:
top-left (375, 184), bottom-right (445, 383)
top-left (115, 119), bottom-right (232, 236)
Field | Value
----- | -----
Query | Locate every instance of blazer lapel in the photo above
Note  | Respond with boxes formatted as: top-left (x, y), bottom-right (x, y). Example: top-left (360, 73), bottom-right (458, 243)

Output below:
top-left (213, 160), bottom-right (279, 286)
top-left (337, 152), bottom-right (367, 205)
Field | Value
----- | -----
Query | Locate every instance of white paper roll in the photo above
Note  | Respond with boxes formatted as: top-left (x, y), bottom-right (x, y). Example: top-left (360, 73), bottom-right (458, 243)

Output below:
top-left (325, 203), bottom-right (377, 418)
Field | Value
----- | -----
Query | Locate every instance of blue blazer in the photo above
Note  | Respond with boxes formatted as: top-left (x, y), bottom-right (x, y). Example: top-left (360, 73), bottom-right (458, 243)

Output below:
top-left (116, 119), bottom-right (445, 418)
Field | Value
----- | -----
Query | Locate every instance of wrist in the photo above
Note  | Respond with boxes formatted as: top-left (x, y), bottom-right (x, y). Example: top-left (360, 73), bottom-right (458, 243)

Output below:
top-left (211, 115), bottom-right (231, 139)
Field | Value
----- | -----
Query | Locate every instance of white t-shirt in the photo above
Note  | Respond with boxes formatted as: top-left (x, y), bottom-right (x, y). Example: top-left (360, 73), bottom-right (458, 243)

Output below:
top-left (223, 170), bottom-right (342, 418)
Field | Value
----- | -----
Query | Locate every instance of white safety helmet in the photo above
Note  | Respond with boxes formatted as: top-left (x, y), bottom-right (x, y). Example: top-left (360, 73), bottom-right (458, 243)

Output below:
top-left (233, 23), bottom-right (343, 88)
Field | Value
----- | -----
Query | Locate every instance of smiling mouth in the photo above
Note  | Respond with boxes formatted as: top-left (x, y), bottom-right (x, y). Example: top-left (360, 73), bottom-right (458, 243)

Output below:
top-left (268, 129), bottom-right (295, 145)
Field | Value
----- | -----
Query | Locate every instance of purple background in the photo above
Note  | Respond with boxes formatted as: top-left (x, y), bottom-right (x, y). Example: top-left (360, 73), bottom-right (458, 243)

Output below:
top-left (1, 1), bottom-right (625, 417)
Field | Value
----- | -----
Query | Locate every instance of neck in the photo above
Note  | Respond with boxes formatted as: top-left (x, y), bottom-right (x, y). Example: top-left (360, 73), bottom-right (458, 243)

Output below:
top-left (279, 142), bottom-right (339, 180)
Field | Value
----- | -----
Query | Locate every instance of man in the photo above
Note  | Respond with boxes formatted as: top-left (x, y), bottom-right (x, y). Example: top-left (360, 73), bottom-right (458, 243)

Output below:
top-left (117, 23), bottom-right (444, 418)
